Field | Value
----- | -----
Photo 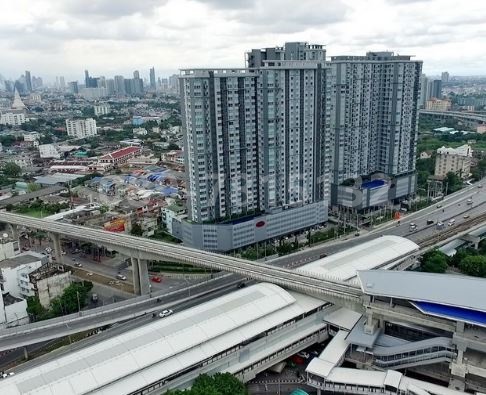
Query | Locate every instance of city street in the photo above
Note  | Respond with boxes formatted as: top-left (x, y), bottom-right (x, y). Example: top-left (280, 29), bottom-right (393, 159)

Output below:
top-left (21, 238), bottom-right (204, 299)
top-left (270, 180), bottom-right (486, 267)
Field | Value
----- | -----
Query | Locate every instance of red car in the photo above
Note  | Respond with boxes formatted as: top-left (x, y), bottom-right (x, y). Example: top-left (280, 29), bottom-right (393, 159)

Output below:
top-left (151, 276), bottom-right (162, 283)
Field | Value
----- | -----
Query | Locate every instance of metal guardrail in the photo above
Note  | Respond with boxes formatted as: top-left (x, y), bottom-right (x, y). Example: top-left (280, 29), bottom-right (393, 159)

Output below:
top-left (0, 212), bottom-right (363, 303)
top-left (0, 272), bottom-right (230, 338)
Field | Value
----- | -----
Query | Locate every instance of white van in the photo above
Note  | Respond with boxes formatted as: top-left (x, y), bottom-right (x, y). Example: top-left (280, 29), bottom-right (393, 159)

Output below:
top-left (448, 219), bottom-right (455, 226)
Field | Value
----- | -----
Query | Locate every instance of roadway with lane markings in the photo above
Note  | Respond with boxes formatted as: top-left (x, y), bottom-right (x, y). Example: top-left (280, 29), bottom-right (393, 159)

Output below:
top-left (0, 274), bottom-right (239, 353)
top-left (0, 179), bottom-right (484, 353)
top-left (0, 280), bottom-right (245, 373)
top-left (269, 180), bottom-right (486, 267)
top-left (0, 212), bottom-right (364, 302)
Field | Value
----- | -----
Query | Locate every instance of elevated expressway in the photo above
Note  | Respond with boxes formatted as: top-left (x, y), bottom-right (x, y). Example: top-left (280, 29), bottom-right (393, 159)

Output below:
top-left (419, 109), bottom-right (486, 127)
top-left (0, 212), bottom-right (362, 305)
top-left (0, 212), bottom-right (485, 354)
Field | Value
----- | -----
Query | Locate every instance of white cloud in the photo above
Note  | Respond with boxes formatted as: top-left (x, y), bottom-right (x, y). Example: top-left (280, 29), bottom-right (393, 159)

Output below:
top-left (0, 0), bottom-right (485, 81)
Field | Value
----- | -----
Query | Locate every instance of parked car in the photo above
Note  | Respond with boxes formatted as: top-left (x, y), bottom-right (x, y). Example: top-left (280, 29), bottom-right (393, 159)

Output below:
top-left (151, 276), bottom-right (162, 283)
top-left (158, 309), bottom-right (173, 318)
top-left (464, 214), bottom-right (470, 219)
top-left (116, 274), bottom-right (127, 281)
top-left (426, 219), bottom-right (434, 225)
top-left (74, 262), bottom-right (82, 267)
top-left (448, 219), bottom-right (456, 226)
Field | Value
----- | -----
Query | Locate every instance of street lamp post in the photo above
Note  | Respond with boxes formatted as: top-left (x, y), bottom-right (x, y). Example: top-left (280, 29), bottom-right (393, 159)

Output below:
top-left (76, 290), bottom-right (81, 315)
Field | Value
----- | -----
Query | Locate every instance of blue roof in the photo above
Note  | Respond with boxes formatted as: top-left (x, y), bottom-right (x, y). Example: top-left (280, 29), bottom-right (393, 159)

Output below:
top-left (361, 179), bottom-right (386, 189)
top-left (413, 301), bottom-right (486, 327)
top-left (290, 390), bottom-right (309, 395)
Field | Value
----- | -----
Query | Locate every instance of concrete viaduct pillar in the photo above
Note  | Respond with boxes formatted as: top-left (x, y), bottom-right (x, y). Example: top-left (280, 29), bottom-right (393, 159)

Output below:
top-left (131, 257), bottom-right (140, 295)
top-left (450, 321), bottom-right (467, 392)
top-left (461, 234), bottom-right (480, 250)
top-left (7, 224), bottom-right (19, 242)
top-left (49, 232), bottom-right (63, 264)
top-left (131, 257), bottom-right (149, 296)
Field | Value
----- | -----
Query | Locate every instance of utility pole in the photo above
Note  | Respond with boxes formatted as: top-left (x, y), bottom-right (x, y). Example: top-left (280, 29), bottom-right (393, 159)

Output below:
top-left (76, 290), bottom-right (81, 315)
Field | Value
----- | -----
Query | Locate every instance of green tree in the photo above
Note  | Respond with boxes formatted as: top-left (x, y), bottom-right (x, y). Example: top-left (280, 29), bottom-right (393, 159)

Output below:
top-left (167, 142), bottom-right (180, 150)
top-left (130, 223), bottom-right (143, 236)
top-left (165, 373), bottom-right (247, 395)
top-left (209, 373), bottom-right (248, 395)
top-left (50, 282), bottom-right (93, 316)
top-left (39, 134), bottom-right (53, 144)
top-left (459, 255), bottom-right (486, 277)
top-left (449, 248), bottom-right (478, 267)
top-left (421, 250), bottom-right (448, 273)
top-left (26, 296), bottom-right (50, 321)
top-left (445, 171), bottom-right (462, 194)
top-left (3, 162), bottom-right (22, 178)
top-left (28, 183), bottom-right (41, 192)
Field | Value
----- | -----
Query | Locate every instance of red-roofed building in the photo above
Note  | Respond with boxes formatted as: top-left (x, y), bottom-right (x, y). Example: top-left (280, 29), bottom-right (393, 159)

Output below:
top-left (99, 146), bottom-right (141, 167)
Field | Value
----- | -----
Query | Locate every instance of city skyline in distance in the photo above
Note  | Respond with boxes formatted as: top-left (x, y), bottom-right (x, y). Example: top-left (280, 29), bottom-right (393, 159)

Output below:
top-left (1, 0), bottom-right (486, 80)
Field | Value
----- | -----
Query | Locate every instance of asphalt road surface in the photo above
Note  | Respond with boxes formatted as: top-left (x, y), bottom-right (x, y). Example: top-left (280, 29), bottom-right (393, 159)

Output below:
top-left (270, 181), bottom-right (486, 268)
top-left (5, 280), bottom-right (245, 374)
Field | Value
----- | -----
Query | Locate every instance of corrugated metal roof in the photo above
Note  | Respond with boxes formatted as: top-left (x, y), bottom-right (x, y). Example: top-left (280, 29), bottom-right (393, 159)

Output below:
top-left (2, 283), bottom-right (324, 395)
top-left (357, 270), bottom-right (486, 313)
top-left (297, 236), bottom-right (419, 282)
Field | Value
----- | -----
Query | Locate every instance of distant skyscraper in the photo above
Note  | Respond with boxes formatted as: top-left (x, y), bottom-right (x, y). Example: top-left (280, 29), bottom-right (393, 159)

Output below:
top-left (69, 81), bottom-right (79, 94)
top-left (149, 67), bottom-right (156, 90)
top-left (432, 79), bottom-right (442, 99)
top-left (106, 79), bottom-right (115, 95)
top-left (132, 71), bottom-right (143, 95)
top-left (441, 71), bottom-right (450, 83)
top-left (168, 74), bottom-right (179, 94)
top-left (114, 75), bottom-right (125, 95)
top-left (59, 76), bottom-right (65, 90)
top-left (419, 74), bottom-right (428, 108)
top-left (84, 70), bottom-right (90, 87)
top-left (25, 71), bottom-right (32, 92)
top-left (160, 78), bottom-right (169, 92)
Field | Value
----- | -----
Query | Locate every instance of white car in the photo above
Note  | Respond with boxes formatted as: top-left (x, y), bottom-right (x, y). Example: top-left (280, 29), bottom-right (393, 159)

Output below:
top-left (158, 309), bottom-right (173, 318)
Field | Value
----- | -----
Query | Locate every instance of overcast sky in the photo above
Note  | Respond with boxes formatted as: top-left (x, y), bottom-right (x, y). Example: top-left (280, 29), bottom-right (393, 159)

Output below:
top-left (2, 0), bottom-right (485, 82)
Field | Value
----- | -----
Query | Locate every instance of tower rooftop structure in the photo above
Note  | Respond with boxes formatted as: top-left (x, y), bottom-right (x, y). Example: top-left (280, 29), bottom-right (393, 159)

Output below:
top-left (11, 88), bottom-right (26, 110)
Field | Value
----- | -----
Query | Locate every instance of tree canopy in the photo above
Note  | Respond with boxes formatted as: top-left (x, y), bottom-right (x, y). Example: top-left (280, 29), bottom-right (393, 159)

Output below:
top-left (458, 255), bottom-right (486, 278)
top-left (3, 162), bottom-right (22, 178)
top-left (165, 373), bottom-right (247, 395)
top-left (421, 250), bottom-right (448, 273)
top-left (445, 171), bottom-right (462, 194)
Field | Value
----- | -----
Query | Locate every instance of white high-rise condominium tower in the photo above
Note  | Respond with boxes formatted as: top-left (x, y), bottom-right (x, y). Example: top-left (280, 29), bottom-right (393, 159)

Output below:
top-left (329, 52), bottom-right (422, 184)
top-left (178, 44), bottom-right (421, 251)
top-left (65, 118), bottom-right (97, 139)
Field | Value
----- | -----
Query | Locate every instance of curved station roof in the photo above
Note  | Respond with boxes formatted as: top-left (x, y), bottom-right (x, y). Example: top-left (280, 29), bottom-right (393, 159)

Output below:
top-left (297, 235), bottom-right (419, 282)
top-left (358, 270), bottom-right (486, 327)
top-left (0, 283), bottom-right (324, 395)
